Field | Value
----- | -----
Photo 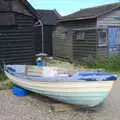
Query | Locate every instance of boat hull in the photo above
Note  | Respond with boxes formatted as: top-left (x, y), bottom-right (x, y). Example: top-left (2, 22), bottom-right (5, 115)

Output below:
top-left (5, 71), bottom-right (114, 107)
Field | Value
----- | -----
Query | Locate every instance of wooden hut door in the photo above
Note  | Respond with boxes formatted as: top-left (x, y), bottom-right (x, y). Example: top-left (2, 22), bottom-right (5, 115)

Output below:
top-left (108, 27), bottom-right (120, 55)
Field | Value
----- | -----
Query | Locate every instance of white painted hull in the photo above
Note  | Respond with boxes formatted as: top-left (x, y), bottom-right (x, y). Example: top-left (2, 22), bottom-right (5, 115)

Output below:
top-left (5, 71), bottom-right (114, 107)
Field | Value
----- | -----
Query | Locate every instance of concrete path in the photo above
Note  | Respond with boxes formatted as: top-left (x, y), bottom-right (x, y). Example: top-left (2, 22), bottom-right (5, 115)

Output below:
top-left (0, 79), bottom-right (120, 120)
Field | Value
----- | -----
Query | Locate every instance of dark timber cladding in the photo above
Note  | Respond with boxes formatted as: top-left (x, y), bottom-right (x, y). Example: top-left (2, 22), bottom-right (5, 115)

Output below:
top-left (0, 0), bottom-right (37, 64)
top-left (53, 18), bottom-right (97, 61)
top-left (73, 28), bottom-right (97, 61)
top-left (53, 2), bottom-right (120, 62)
top-left (35, 10), bottom-right (61, 55)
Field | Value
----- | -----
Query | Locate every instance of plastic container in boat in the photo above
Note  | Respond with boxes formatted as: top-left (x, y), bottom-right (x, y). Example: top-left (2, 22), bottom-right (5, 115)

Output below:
top-left (36, 61), bottom-right (47, 66)
top-left (12, 86), bottom-right (29, 96)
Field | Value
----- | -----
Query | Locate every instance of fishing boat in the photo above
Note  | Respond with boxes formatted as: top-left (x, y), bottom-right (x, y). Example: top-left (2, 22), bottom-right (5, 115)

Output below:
top-left (4, 65), bottom-right (117, 107)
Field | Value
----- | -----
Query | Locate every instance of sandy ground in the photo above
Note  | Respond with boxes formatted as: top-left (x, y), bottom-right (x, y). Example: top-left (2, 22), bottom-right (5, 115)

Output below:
top-left (0, 79), bottom-right (120, 120)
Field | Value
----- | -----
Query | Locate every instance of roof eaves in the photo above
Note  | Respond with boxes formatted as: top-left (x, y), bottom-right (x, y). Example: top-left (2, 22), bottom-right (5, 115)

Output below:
top-left (96, 5), bottom-right (120, 18)
top-left (36, 9), bottom-right (61, 18)
top-left (21, 0), bottom-right (37, 18)
top-left (53, 9), bottom-right (61, 18)
top-left (59, 3), bottom-right (120, 22)
top-left (58, 16), bottom-right (97, 22)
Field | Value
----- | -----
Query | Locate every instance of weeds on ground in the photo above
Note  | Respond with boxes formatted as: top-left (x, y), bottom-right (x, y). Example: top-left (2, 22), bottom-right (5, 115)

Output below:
top-left (43, 57), bottom-right (96, 72)
top-left (87, 56), bottom-right (120, 73)
top-left (0, 63), bottom-right (7, 81)
top-left (0, 62), bottom-right (13, 89)
top-left (37, 56), bottom-right (120, 73)
top-left (0, 73), bottom-right (7, 81)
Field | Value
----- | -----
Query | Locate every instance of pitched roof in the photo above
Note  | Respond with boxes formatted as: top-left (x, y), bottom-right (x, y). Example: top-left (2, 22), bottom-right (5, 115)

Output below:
top-left (0, 0), bottom-right (37, 18)
top-left (36, 9), bottom-right (61, 25)
top-left (60, 2), bottom-right (120, 22)
top-left (20, 0), bottom-right (37, 18)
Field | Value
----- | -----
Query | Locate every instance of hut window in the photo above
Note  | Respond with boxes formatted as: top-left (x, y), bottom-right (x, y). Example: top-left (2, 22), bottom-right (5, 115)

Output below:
top-left (64, 32), bottom-right (68, 39)
top-left (61, 32), bottom-right (68, 40)
top-left (98, 30), bottom-right (107, 46)
top-left (76, 32), bottom-right (85, 40)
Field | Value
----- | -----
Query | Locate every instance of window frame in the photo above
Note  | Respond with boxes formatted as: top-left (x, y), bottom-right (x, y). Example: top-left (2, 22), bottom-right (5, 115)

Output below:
top-left (98, 30), bottom-right (107, 47)
top-left (75, 31), bottom-right (85, 40)
top-left (60, 31), bottom-right (68, 40)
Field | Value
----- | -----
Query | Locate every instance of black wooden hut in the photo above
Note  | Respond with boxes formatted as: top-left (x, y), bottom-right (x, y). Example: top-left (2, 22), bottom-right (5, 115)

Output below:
top-left (0, 0), bottom-right (37, 64)
top-left (35, 9), bottom-right (60, 56)
top-left (53, 3), bottom-right (120, 62)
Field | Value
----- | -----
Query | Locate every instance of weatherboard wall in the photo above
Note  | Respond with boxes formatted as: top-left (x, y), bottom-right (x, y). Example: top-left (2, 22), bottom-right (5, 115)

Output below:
top-left (53, 19), bottom-right (97, 61)
top-left (34, 25), bottom-right (54, 56)
top-left (97, 8), bottom-right (120, 28)
top-left (43, 25), bottom-right (54, 55)
top-left (72, 29), bottom-right (97, 62)
top-left (0, 13), bottom-right (36, 64)
top-left (0, 0), bottom-right (37, 64)
top-left (53, 25), bottom-right (73, 59)
top-left (97, 8), bottom-right (120, 56)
